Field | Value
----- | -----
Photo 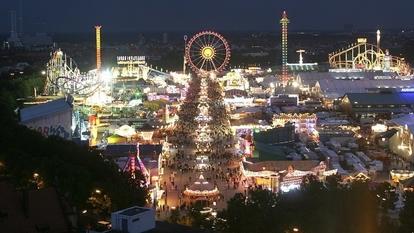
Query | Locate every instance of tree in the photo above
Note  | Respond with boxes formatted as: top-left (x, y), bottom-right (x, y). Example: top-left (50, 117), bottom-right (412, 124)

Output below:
top-left (219, 189), bottom-right (281, 233)
top-left (399, 191), bottom-right (414, 233)
top-left (188, 201), bottom-right (210, 229)
top-left (169, 209), bottom-right (180, 224)
top-left (220, 179), bottom-right (382, 233)
top-left (375, 182), bottom-right (398, 212)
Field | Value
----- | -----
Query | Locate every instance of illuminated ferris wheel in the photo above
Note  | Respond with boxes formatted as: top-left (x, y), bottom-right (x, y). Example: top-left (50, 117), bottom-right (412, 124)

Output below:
top-left (185, 31), bottom-right (231, 73)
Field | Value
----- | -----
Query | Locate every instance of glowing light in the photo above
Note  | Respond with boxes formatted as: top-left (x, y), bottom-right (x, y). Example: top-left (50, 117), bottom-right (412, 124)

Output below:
top-left (280, 183), bottom-right (300, 193)
top-left (293, 227), bottom-right (299, 232)
top-left (82, 210), bottom-right (88, 214)
top-left (280, 10), bottom-right (290, 84)
top-left (100, 70), bottom-right (113, 83)
top-left (371, 124), bottom-right (387, 133)
top-left (41, 70), bottom-right (46, 75)
top-left (201, 46), bottom-right (215, 59)
top-left (95, 26), bottom-right (102, 71)
top-left (95, 189), bottom-right (101, 194)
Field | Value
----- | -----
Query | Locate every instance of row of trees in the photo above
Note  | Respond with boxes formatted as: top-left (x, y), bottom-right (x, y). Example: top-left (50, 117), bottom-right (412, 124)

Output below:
top-left (212, 176), bottom-right (414, 233)
top-left (0, 73), bottom-right (148, 229)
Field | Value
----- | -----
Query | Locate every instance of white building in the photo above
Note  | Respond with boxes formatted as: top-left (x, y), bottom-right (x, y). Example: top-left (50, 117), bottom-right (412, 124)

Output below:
top-left (20, 97), bottom-right (73, 140)
top-left (111, 206), bottom-right (155, 233)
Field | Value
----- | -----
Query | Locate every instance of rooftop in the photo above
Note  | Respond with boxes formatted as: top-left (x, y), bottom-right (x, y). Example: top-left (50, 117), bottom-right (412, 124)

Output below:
top-left (345, 92), bottom-right (414, 105)
top-left (20, 97), bottom-right (72, 123)
top-left (244, 160), bottom-right (320, 172)
top-left (390, 114), bottom-right (414, 134)
top-left (118, 206), bottom-right (150, 216)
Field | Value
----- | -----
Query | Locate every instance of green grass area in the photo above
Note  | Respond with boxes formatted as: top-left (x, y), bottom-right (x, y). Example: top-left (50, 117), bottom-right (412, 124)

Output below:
top-left (253, 141), bottom-right (287, 161)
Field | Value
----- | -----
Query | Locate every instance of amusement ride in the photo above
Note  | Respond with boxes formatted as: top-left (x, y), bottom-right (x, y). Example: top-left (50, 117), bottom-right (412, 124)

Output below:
top-left (160, 31), bottom-right (239, 206)
top-left (185, 31), bottom-right (231, 73)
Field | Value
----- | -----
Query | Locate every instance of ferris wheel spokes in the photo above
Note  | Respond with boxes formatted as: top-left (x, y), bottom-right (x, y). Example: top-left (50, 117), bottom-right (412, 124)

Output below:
top-left (185, 31), bottom-right (231, 74)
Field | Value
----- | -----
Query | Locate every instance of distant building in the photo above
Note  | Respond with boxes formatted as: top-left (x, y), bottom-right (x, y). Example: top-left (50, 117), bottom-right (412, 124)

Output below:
top-left (340, 92), bottom-right (414, 119)
top-left (242, 160), bottom-right (335, 193)
top-left (296, 71), bottom-right (414, 100)
top-left (111, 206), bottom-right (155, 233)
top-left (20, 97), bottom-right (73, 140)
top-left (269, 94), bottom-right (298, 107)
top-left (273, 113), bottom-right (317, 135)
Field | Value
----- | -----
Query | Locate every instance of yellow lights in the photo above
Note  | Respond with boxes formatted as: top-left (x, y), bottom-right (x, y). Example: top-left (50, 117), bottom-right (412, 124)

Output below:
top-left (293, 228), bottom-right (300, 232)
top-left (82, 209), bottom-right (88, 214)
top-left (280, 10), bottom-right (290, 83)
top-left (371, 124), bottom-right (387, 133)
top-left (95, 25), bottom-right (102, 71)
top-left (201, 46), bottom-right (215, 60)
top-left (390, 170), bottom-right (414, 181)
top-left (329, 35), bottom-right (410, 75)
top-left (95, 189), bottom-right (102, 194)
top-left (357, 38), bottom-right (367, 44)
top-left (33, 173), bottom-right (39, 178)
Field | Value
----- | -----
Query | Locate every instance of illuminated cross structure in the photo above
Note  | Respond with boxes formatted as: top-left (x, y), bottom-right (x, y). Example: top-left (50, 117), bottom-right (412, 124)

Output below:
top-left (280, 11), bottom-right (289, 85)
top-left (296, 49), bottom-right (305, 65)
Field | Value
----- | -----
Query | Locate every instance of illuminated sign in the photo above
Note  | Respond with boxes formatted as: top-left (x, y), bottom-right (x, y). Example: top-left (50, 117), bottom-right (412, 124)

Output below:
top-left (116, 56), bottom-right (146, 62)
top-left (357, 38), bottom-right (367, 44)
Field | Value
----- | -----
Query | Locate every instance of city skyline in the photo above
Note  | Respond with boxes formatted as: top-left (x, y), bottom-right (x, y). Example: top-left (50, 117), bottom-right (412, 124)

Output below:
top-left (1, 0), bottom-right (414, 33)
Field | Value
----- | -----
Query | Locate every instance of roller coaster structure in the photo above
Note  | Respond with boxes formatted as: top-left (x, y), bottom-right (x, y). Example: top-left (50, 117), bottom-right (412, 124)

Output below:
top-left (43, 49), bottom-right (101, 96)
top-left (329, 38), bottom-right (411, 75)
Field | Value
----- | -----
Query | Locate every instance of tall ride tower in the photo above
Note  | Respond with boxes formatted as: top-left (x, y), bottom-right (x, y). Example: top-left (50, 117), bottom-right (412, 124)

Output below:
top-left (376, 29), bottom-right (381, 53)
top-left (95, 26), bottom-right (102, 71)
top-left (280, 11), bottom-right (289, 85)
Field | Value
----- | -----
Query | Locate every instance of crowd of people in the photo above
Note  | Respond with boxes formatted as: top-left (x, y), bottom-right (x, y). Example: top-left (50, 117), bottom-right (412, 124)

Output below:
top-left (158, 74), bottom-right (243, 219)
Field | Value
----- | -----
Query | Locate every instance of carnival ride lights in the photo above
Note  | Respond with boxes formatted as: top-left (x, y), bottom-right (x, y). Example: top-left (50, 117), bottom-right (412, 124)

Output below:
top-left (43, 49), bottom-right (102, 96)
top-left (280, 11), bottom-right (290, 85)
top-left (169, 31), bottom-right (234, 203)
top-left (328, 37), bottom-right (410, 75)
top-left (396, 126), bottom-right (413, 155)
top-left (183, 174), bottom-right (220, 198)
top-left (185, 31), bottom-right (231, 73)
top-left (95, 26), bottom-right (102, 71)
top-left (390, 170), bottom-right (414, 181)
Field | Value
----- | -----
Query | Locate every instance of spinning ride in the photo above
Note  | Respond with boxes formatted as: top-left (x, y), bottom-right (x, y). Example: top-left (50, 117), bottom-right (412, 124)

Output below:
top-left (185, 31), bottom-right (231, 73)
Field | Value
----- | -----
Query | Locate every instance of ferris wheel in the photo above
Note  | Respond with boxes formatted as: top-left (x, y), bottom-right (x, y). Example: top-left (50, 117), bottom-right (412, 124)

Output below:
top-left (185, 31), bottom-right (231, 73)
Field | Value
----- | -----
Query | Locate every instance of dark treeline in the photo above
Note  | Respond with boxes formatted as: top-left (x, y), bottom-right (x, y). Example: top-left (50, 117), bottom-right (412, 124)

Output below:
top-left (0, 74), bottom-right (148, 230)
top-left (213, 175), bottom-right (414, 233)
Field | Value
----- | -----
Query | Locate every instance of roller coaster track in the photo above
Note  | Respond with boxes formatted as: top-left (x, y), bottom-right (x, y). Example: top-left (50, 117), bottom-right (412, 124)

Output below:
top-left (329, 41), bottom-right (410, 75)
top-left (43, 49), bottom-right (101, 96)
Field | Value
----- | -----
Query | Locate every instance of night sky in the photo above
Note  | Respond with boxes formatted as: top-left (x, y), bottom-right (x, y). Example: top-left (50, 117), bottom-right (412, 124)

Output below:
top-left (1, 0), bottom-right (414, 33)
